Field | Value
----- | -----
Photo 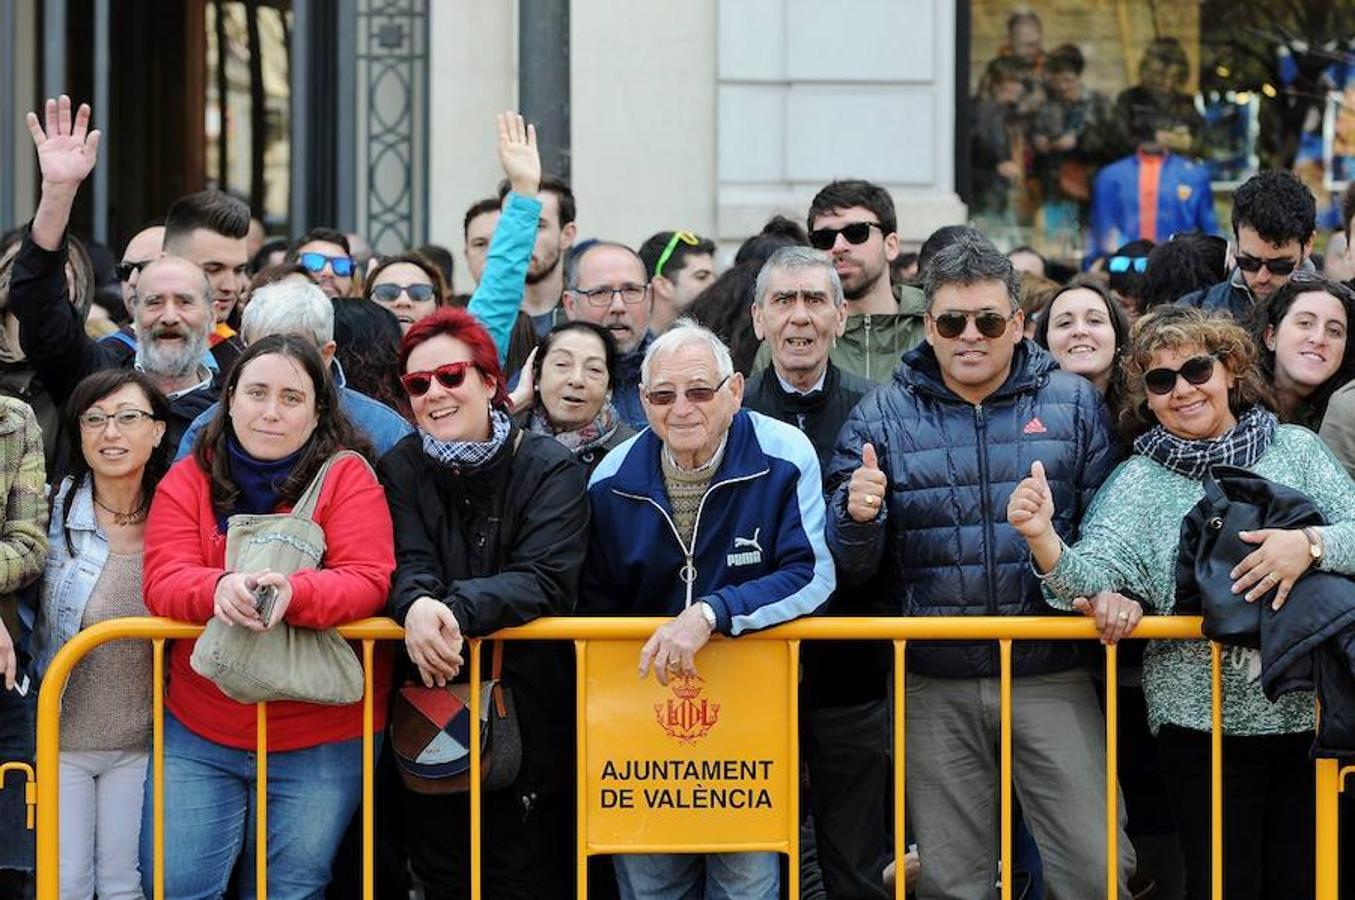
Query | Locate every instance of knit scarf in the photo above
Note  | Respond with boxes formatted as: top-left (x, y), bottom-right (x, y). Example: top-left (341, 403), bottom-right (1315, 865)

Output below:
top-left (420, 409), bottom-right (512, 471)
top-left (526, 401), bottom-right (620, 456)
top-left (1133, 405), bottom-right (1277, 481)
top-left (218, 434), bottom-right (306, 532)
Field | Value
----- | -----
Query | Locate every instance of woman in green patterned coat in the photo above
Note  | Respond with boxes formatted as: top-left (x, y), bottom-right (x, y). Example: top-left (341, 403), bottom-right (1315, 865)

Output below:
top-left (1006, 305), bottom-right (1354, 899)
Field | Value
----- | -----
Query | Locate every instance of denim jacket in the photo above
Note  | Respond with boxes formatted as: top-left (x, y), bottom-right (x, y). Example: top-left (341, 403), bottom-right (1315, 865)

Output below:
top-left (31, 477), bottom-right (109, 679)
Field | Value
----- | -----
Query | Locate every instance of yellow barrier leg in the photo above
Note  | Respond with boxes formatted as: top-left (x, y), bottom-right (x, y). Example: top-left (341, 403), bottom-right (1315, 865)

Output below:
top-left (153, 638), bottom-right (165, 900)
top-left (1000, 640), bottom-right (1012, 900)
top-left (362, 640), bottom-right (375, 900)
top-left (1316, 758), bottom-right (1340, 900)
top-left (1105, 643), bottom-right (1119, 900)
top-left (257, 703), bottom-right (268, 900)
top-left (576, 640), bottom-right (589, 900)
top-left (787, 641), bottom-right (800, 900)
top-left (893, 640), bottom-right (906, 900)
top-left (470, 640), bottom-right (482, 900)
top-left (1210, 643), bottom-right (1222, 900)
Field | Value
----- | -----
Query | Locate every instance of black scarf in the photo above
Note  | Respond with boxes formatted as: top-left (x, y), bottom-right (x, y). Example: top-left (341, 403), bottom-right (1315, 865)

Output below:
top-left (218, 434), bottom-right (306, 532)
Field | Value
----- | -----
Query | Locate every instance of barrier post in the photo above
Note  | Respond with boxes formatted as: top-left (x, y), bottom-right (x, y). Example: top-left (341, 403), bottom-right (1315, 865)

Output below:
top-left (999, 640), bottom-right (1012, 900)
top-left (892, 640), bottom-right (906, 900)
top-left (469, 640), bottom-right (483, 900)
top-left (1315, 758), bottom-right (1341, 900)
top-left (256, 703), bottom-right (268, 900)
top-left (362, 640), bottom-right (375, 900)
top-left (575, 640), bottom-right (589, 900)
top-left (1210, 643), bottom-right (1223, 900)
top-left (1104, 642), bottom-right (1119, 900)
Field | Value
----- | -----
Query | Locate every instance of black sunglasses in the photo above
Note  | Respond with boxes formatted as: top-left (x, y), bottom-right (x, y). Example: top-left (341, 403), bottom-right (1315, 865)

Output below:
top-left (1143, 354), bottom-right (1217, 395)
top-left (932, 310), bottom-right (1013, 339)
top-left (115, 259), bottom-right (152, 282)
top-left (808, 222), bottom-right (882, 251)
top-left (1234, 253), bottom-right (1298, 276)
top-left (371, 283), bottom-right (437, 304)
top-left (400, 361), bottom-right (474, 397)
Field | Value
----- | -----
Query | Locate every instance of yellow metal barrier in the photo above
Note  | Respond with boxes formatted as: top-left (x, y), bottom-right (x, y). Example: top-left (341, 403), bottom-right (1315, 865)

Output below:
top-left (20, 615), bottom-right (1348, 899)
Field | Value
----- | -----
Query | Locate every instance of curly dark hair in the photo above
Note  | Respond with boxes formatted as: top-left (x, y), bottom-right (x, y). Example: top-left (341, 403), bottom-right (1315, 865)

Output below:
top-left (1140, 235), bottom-right (1227, 311)
top-left (1231, 170), bottom-right (1317, 248)
top-left (1250, 274), bottom-right (1355, 429)
top-left (194, 334), bottom-right (373, 519)
top-left (55, 370), bottom-right (173, 554)
top-left (1119, 306), bottom-right (1276, 443)
top-left (332, 298), bottom-right (410, 421)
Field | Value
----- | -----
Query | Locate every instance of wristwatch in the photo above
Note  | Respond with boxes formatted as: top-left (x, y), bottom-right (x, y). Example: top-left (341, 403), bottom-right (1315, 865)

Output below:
top-left (697, 601), bottom-right (717, 630)
top-left (1302, 526), bottom-right (1325, 570)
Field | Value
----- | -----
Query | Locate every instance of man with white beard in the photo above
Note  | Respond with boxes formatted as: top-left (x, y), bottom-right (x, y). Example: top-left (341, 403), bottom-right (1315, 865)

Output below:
top-left (9, 94), bottom-right (219, 451)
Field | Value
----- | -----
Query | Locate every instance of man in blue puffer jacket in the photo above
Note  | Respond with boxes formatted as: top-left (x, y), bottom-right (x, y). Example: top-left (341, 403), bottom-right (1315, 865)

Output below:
top-left (825, 229), bottom-right (1134, 899)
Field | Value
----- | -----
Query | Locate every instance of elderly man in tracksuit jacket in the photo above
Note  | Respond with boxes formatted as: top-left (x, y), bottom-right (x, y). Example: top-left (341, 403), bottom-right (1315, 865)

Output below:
top-left (582, 320), bottom-right (834, 900)
top-left (826, 230), bottom-right (1134, 899)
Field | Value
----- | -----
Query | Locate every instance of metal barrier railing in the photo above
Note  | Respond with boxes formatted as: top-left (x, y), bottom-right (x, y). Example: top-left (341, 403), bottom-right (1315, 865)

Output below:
top-left (17, 615), bottom-right (1353, 899)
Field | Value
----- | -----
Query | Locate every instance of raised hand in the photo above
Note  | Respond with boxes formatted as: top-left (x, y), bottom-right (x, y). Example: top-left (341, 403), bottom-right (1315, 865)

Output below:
top-left (847, 442), bottom-right (888, 523)
top-left (497, 111), bottom-right (541, 198)
top-left (26, 95), bottom-right (100, 189)
top-left (1007, 460), bottom-right (1055, 540)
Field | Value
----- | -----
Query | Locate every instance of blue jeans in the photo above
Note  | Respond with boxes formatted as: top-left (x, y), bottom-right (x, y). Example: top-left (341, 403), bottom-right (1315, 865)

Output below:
top-left (614, 852), bottom-right (778, 900)
top-left (138, 711), bottom-right (369, 900)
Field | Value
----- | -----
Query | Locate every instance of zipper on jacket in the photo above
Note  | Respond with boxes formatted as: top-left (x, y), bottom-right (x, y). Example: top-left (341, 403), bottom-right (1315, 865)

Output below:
top-left (973, 405), bottom-right (1000, 618)
top-left (612, 468), bottom-right (768, 611)
top-left (863, 316), bottom-right (873, 380)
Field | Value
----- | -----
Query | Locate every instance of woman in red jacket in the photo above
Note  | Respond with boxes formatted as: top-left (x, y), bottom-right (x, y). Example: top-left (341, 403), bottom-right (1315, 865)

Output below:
top-left (140, 334), bottom-right (394, 899)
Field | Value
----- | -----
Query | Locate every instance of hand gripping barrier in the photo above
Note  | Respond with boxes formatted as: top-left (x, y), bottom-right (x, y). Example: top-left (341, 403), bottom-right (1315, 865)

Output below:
top-left (12, 615), bottom-right (1351, 899)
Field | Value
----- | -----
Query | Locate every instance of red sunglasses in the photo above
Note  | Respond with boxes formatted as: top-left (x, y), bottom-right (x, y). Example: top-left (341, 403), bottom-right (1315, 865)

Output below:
top-left (400, 361), bottom-right (475, 397)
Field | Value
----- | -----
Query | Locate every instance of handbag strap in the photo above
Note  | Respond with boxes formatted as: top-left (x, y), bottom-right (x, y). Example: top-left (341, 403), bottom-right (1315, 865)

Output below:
top-left (291, 450), bottom-right (374, 522)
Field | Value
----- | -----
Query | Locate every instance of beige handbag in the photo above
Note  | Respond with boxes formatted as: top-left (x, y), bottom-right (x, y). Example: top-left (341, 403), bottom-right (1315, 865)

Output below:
top-left (189, 450), bottom-right (369, 704)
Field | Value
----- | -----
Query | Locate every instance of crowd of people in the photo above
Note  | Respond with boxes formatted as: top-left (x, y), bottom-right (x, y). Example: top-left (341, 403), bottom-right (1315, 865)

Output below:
top-left (0, 88), bottom-right (1353, 900)
top-left (973, 12), bottom-right (1220, 259)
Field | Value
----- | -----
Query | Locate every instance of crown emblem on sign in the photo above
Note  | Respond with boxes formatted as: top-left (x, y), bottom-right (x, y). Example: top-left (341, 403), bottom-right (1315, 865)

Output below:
top-left (655, 673), bottom-right (720, 744)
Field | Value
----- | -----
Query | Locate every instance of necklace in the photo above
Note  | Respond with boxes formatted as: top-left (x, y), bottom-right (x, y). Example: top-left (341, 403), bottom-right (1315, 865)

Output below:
top-left (93, 491), bottom-right (147, 527)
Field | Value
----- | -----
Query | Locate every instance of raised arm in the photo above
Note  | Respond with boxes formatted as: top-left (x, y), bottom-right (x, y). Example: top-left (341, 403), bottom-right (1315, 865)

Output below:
top-left (466, 112), bottom-right (543, 368)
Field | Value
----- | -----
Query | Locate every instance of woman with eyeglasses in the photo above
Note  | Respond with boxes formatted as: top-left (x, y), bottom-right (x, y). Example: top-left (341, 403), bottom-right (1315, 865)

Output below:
top-left (377, 306), bottom-right (589, 897)
top-left (31, 370), bottom-right (170, 899)
top-left (1249, 275), bottom-right (1355, 431)
top-left (1008, 305), bottom-right (1355, 898)
top-left (507, 320), bottom-right (635, 472)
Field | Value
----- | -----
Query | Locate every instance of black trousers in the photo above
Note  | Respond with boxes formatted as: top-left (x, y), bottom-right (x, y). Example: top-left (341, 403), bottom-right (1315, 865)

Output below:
top-left (800, 698), bottom-right (890, 900)
top-left (400, 783), bottom-right (573, 900)
top-left (1156, 725), bottom-right (1315, 900)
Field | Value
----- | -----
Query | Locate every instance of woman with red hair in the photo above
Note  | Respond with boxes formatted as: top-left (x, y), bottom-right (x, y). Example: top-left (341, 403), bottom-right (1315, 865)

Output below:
top-left (377, 307), bottom-right (590, 896)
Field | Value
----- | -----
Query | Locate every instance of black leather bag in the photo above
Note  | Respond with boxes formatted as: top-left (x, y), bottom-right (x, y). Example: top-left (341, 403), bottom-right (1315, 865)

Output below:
top-left (1175, 465), bottom-right (1327, 648)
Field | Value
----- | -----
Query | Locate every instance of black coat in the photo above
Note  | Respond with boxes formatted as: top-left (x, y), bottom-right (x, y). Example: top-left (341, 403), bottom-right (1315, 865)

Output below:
top-left (826, 341), bottom-right (1119, 678)
top-left (1177, 466), bottom-right (1355, 758)
top-left (743, 362), bottom-right (875, 472)
top-left (377, 427), bottom-right (590, 790)
top-left (743, 361), bottom-right (888, 706)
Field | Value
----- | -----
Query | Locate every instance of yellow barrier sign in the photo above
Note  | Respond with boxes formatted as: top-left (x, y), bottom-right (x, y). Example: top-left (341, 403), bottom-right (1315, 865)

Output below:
top-left (582, 639), bottom-right (795, 851)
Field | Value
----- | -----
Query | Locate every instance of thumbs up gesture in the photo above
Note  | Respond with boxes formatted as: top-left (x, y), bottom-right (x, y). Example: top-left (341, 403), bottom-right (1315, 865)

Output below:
top-left (1007, 460), bottom-right (1056, 540)
top-left (847, 442), bottom-right (889, 523)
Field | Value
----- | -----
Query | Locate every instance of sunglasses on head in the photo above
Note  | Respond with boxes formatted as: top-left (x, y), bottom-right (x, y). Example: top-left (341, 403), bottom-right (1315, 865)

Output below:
top-left (931, 309), bottom-right (1014, 339)
top-left (299, 252), bottom-right (356, 278)
top-left (115, 259), bottom-right (153, 282)
top-left (1143, 354), bottom-right (1217, 395)
top-left (808, 222), bottom-right (882, 251)
top-left (654, 231), bottom-right (700, 279)
top-left (371, 283), bottom-right (437, 304)
top-left (1234, 253), bottom-right (1298, 276)
top-left (400, 361), bottom-right (475, 397)
top-left (1108, 255), bottom-right (1148, 274)
top-left (644, 375), bottom-right (730, 407)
